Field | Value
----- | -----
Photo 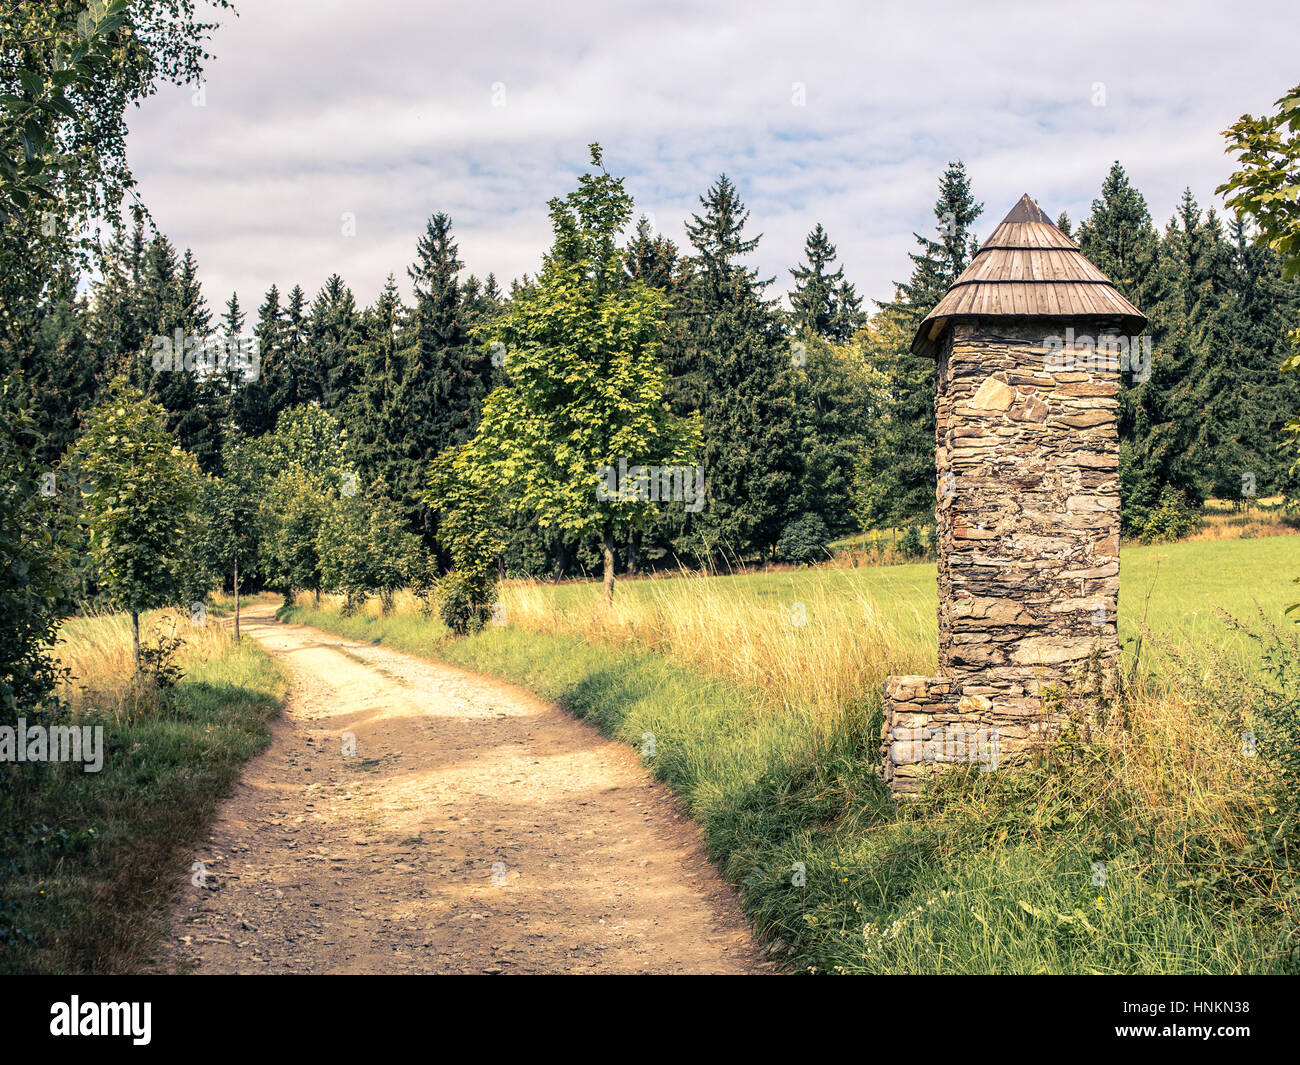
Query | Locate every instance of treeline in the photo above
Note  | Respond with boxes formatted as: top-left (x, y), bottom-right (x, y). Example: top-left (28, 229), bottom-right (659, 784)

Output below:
top-left (5, 158), bottom-right (1299, 595)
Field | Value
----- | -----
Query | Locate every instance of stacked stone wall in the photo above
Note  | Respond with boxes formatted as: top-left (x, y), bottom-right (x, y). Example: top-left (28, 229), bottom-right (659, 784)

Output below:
top-left (881, 318), bottom-right (1127, 795)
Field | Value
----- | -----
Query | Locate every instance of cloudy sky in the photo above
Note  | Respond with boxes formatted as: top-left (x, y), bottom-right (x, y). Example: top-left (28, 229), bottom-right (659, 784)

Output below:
top-left (126, 0), bottom-right (1300, 316)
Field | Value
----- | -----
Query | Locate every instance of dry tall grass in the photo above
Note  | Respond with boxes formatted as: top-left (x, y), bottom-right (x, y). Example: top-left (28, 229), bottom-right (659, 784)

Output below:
top-left (290, 563), bottom-right (1298, 967)
top-left (55, 608), bottom-right (238, 719)
top-left (500, 572), bottom-right (936, 736)
top-left (501, 573), bottom-right (1289, 897)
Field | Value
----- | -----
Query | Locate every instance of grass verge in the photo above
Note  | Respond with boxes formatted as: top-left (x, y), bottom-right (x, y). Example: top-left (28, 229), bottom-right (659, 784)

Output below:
top-left (285, 567), bottom-right (1300, 974)
top-left (0, 609), bottom-right (284, 974)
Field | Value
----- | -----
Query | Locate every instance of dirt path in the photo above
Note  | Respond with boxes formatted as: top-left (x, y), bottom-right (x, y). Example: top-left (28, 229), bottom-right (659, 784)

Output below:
top-left (158, 603), bottom-right (770, 974)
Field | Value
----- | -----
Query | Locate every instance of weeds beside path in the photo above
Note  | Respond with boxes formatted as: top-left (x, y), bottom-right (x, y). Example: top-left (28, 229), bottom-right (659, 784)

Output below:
top-left (1, 610), bottom-right (284, 975)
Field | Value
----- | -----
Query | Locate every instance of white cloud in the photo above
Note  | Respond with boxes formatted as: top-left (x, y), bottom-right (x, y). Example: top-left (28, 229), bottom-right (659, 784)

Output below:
top-left (126, 0), bottom-right (1300, 314)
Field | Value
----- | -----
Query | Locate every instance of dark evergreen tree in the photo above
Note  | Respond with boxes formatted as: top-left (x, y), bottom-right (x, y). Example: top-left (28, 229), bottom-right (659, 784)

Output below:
top-left (267, 284), bottom-right (314, 410)
top-left (233, 284), bottom-right (283, 437)
top-left (127, 236), bottom-right (223, 471)
top-left (218, 290), bottom-right (246, 400)
top-left (309, 274), bottom-right (360, 411)
top-left (399, 213), bottom-right (488, 552)
top-left (790, 335), bottom-right (875, 537)
top-left (22, 297), bottom-right (106, 466)
top-left (790, 223), bottom-right (863, 341)
top-left (1076, 162), bottom-right (1160, 312)
top-left (461, 271), bottom-right (506, 333)
top-left (624, 215), bottom-right (679, 290)
top-left (676, 175), bottom-right (802, 562)
top-left (830, 279), bottom-right (866, 343)
top-left (348, 275), bottom-right (406, 502)
top-left (858, 162), bottom-right (983, 531)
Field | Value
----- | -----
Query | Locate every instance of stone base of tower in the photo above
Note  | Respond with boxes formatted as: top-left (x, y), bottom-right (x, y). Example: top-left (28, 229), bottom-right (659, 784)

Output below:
top-left (881, 675), bottom-right (1031, 796)
top-left (880, 658), bottom-right (1117, 798)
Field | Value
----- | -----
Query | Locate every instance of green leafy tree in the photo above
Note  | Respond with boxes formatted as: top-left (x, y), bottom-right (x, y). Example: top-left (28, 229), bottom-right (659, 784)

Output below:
top-left (250, 403), bottom-right (351, 485)
top-left (1220, 84), bottom-right (1300, 282)
top-left (203, 437), bottom-right (261, 639)
top-left (251, 405), bottom-right (354, 605)
top-left (63, 380), bottom-right (203, 666)
top-left (317, 490), bottom-right (372, 615)
top-left (315, 483), bottom-right (421, 616)
top-left (365, 492), bottom-right (425, 615)
top-left (0, 377), bottom-right (75, 738)
top-left (1, 1), bottom-right (231, 437)
top-left (259, 468), bottom-right (330, 606)
top-left (426, 444), bottom-right (506, 633)
top-left (1219, 83), bottom-right (1300, 611)
top-left (475, 144), bottom-right (697, 600)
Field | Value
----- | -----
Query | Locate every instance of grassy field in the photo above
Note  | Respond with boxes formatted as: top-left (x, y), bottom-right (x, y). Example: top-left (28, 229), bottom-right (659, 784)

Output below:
top-left (0, 606), bottom-right (284, 974)
top-left (286, 535), bottom-right (1300, 974)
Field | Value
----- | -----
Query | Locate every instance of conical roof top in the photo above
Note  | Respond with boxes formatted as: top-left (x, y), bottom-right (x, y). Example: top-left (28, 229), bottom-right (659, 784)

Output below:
top-left (910, 194), bottom-right (1146, 357)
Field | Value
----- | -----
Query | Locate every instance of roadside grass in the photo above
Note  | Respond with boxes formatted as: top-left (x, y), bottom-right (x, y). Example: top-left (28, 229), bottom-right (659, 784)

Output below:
top-left (0, 608), bottom-right (284, 974)
top-left (508, 536), bottom-right (1299, 684)
top-left (285, 535), bottom-right (1300, 973)
top-left (826, 500), bottom-right (1297, 562)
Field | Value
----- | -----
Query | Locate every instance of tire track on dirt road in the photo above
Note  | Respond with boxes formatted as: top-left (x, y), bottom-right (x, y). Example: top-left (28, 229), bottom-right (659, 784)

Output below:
top-left (158, 603), bottom-right (771, 974)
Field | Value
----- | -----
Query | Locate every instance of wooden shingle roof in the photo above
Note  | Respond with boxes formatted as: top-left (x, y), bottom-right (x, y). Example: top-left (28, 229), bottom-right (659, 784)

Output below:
top-left (910, 194), bottom-right (1147, 357)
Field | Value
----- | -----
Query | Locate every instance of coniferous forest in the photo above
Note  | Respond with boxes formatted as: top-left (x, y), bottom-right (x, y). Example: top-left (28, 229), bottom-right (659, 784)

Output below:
top-left (6, 154), bottom-right (1298, 603)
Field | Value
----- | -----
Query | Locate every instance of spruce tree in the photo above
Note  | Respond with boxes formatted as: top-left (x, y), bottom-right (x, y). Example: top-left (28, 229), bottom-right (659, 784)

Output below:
top-left (218, 290), bottom-right (246, 399)
top-left (348, 275), bottom-right (406, 513)
top-left (1079, 172), bottom-right (1196, 530)
top-left (624, 215), bottom-right (679, 290)
top-left (130, 236), bottom-right (224, 472)
top-left (234, 284), bottom-right (283, 437)
top-left (677, 174), bottom-right (802, 562)
top-left (399, 213), bottom-right (487, 551)
top-left (269, 284), bottom-right (313, 410)
top-left (620, 216), bottom-right (684, 571)
top-left (790, 223), bottom-right (863, 341)
top-left (1076, 162), bottom-right (1160, 311)
top-left (858, 162), bottom-right (983, 532)
top-left (310, 274), bottom-right (360, 411)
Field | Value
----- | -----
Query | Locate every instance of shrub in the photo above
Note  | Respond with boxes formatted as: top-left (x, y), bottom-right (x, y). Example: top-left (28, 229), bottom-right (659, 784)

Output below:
top-left (898, 524), bottom-right (925, 558)
top-left (437, 569), bottom-right (496, 635)
top-left (777, 513), bottom-right (831, 565)
top-left (1139, 486), bottom-right (1201, 543)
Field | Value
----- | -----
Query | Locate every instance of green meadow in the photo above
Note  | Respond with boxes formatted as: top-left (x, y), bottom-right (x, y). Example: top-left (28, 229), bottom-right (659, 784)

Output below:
top-left (287, 533), bottom-right (1300, 974)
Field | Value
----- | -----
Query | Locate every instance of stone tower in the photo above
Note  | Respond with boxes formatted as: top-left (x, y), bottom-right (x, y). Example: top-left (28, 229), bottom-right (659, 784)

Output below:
top-left (881, 195), bottom-right (1147, 796)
